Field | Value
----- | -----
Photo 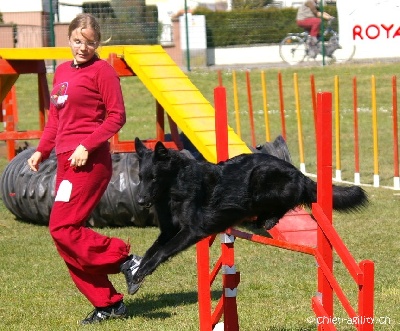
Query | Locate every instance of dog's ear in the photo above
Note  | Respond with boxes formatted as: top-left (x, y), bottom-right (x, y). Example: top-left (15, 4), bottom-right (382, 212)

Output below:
top-left (154, 141), bottom-right (169, 160)
top-left (135, 137), bottom-right (147, 157)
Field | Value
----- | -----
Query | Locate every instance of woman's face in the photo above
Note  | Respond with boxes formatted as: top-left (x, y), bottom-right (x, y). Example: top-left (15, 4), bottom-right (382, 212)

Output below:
top-left (69, 27), bottom-right (98, 64)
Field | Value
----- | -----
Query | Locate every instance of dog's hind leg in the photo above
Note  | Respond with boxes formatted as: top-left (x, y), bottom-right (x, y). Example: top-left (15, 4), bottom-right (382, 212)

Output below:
top-left (132, 227), bottom-right (202, 283)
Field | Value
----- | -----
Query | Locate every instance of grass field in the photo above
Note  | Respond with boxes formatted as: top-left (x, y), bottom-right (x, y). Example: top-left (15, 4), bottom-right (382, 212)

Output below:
top-left (0, 60), bottom-right (399, 330)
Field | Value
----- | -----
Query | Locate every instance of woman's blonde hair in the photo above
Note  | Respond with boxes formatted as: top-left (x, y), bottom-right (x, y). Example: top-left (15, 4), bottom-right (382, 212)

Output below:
top-left (68, 13), bottom-right (101, 42)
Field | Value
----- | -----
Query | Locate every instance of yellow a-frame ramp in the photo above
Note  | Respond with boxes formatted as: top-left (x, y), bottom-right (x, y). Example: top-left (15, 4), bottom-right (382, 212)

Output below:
top-left (121, 45), bottom-right (251, 162)
top-left (0, 45), bottom-right (316, 247)
top-left (0, 45), bottom-right (250, 163)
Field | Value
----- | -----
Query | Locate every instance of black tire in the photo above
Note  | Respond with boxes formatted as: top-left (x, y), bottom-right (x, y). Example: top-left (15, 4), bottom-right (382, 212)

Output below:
top-left (279, 35), bottom-right (306, 65)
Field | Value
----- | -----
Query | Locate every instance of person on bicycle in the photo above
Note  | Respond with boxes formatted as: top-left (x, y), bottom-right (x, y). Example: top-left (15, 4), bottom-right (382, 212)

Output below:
top-left (296, 0), bottom-right (334, 46)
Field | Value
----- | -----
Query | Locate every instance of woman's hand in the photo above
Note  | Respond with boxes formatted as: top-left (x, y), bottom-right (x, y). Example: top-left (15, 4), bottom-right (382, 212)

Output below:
top-left (68, 144), bottom-right (89, 167)
top-left (27, 151), bottom-right (43, 172)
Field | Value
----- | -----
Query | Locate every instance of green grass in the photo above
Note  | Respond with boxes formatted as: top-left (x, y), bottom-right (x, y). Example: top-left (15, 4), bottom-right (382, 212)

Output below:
top-left (1, 61), bottom-right (400, 330)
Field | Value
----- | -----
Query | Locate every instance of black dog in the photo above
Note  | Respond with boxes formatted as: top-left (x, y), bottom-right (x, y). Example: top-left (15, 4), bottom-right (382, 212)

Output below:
top-left (132, 138), bottom-right (367, 285)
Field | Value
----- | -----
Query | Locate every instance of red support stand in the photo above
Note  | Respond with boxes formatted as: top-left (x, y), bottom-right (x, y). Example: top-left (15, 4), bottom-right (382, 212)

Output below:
top-left (197, 86), bottom-right (240, 331)
top-left (197, 236), bottom-right (215, 331)
top-left (2, 87), bottom-right (17, 159)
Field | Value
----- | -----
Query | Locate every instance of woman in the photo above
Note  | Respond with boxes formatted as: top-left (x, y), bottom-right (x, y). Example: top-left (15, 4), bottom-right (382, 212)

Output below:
top-left (296, 0), bottom-right (334, 45)
top-left (28, 13), bottom-right (142, 324)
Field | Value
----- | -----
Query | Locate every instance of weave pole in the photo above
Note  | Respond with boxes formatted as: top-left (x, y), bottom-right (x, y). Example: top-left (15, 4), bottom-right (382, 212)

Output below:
top-left (232, 71), bottom-right (241, 139)
top-left (294, 73), bottom-right (306, 173)
top-left (334, 75), bottom-right (342, 182)
top-left (217, 70), bottom-right (223, 87)
top-left (371, 75), bottom-right (379, 187)
top-left (246, 70), bottom-right (256, 147)
top-left (261, 70), bottom-right (271, 142)
top-left (392, 75), bottom-right (399, 190)
top-left (353, 77), bottom-right (361, 185)
top-left (278, 71), bottom-right (287, 140)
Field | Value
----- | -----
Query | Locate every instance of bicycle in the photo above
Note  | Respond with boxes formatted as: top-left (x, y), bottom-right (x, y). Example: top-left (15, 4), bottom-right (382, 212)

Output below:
top-left (279, 19), bottom-right (356, 66)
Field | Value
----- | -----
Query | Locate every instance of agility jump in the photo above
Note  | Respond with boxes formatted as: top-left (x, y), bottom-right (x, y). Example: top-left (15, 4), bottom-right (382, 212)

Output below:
top-left (196, 88), bottom-right (374, 331)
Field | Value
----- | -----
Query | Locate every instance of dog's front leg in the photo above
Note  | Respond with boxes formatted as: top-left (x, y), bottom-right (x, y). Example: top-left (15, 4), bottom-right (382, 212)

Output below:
top-left (141, 239), bottom-right (162, 264)
top-left (132, 227), bottom-right (202, 283)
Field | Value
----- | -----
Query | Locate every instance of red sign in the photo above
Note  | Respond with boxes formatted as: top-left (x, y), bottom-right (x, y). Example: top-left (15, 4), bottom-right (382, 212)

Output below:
top-left (353, 24), bottom-right (400, 40)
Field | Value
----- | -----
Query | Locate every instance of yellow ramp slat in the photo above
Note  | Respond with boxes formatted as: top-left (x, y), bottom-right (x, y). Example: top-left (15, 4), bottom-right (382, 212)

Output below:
top-left (131, 53), bottom-right (177, 66)
top-left (152, 78), bottom-right (198, 92)
top-left (140, 66), bottom-right (187, 79)
top-left (173, 104), bottom-right (215, 119)
top-left (162, 90), bottom-right (211, 105)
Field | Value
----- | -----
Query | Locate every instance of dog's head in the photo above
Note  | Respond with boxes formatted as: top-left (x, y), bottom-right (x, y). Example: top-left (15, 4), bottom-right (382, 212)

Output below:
top-left (134, 138), bottom-right (175, 208)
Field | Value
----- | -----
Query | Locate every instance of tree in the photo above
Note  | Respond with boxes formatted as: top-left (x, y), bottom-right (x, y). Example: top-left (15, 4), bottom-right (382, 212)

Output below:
top-left (97, 0), bottom-right (158, 45)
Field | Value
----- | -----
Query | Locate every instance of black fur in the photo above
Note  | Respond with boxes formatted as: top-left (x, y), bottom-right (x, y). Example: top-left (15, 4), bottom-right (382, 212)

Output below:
top-left (132, 138), bottom-right (368, 284)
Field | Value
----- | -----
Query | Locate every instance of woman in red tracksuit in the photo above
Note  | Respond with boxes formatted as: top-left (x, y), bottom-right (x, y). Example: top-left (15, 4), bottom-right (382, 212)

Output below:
top-left (27, 13), bottom-right (142, 325)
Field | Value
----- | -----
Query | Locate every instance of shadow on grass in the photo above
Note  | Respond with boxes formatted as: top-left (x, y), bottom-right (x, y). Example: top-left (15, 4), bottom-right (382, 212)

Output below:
top-left (125, 290), bottom-right (222, 320)
top-left (126, 290), bottom-right (317, 331)
top-left (125, 290), bottom-right (316, 331)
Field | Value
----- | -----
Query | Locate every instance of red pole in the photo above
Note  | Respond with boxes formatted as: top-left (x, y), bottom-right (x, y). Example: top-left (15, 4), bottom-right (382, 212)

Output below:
top-left (197, 85), bottom-right (231, 331)
top-left (316, 92), bottom-right (333, 330)
top-left (38, 72), bottom-right (49, 130)
top-left (310, 74), bottom-right (317, 142)
top-left (2, 89), bottom-right (16, 160)
top-left (197, 238), bottom-right (213, 331)
top-left (218, 70), bottom-right (223, 87)
top-left (278, 72), bottom-right (287, 140)
top-left (214, 86), bottom-right (240, 330)
top-left (246, 70), bottom-right (256, 147)
top-left (392, 76), bottom-right (399, 188)
top-left (353, 77), bottom-right (360, 184)
top-left (358, 260), bottom-right (375, 331)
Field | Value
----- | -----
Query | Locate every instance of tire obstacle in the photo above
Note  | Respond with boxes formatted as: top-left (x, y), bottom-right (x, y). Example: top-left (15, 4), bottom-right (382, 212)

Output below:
top-left (196, 88), bottom-right (374, 331)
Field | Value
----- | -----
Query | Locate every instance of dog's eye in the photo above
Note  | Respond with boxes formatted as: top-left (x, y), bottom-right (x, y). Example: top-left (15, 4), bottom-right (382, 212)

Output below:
top-left (152, 176), bottom-right (157, 182)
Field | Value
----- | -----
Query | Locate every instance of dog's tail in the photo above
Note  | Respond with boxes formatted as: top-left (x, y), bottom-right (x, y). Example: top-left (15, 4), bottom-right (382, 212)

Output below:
top-left (332, 184), bottom-right (368, 211)
top-left (303, 177), bottom-right (368, 211)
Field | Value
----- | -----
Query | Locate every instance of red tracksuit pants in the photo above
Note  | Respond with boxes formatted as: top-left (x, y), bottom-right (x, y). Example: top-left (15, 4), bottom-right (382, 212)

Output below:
top-left (48, 147), bottom-right (130, 307)
top-left (297, 17), bottom-right (321, 37)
